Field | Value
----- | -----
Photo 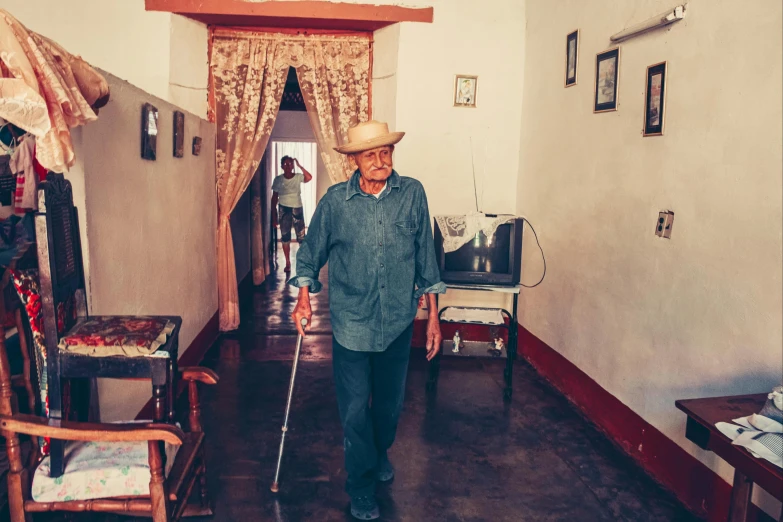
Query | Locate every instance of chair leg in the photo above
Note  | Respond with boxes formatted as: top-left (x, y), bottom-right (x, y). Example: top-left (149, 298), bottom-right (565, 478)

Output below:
top-left (197, 448), bottom-right (213, 515)
top-left (181, 451), bottom-right (214, 518)
top-left (15, 309), bottom-right (35, 415)
top-left (6, 436), bottom-right (32, 522)
top-left (148, 441), bottom-right (171, 522)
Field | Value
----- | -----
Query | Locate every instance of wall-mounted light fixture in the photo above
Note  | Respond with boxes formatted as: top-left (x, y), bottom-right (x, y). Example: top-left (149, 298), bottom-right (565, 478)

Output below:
top-left (610, 4), bottom-right (687, 43)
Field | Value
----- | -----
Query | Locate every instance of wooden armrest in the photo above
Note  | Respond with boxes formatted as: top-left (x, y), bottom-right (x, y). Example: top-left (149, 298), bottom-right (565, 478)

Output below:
top-left (179, 367), bottom-right (217, 433)
top-left (0, 414), bottom-right (185, 445)
top-left (179, 366), bottom-right (219, 385)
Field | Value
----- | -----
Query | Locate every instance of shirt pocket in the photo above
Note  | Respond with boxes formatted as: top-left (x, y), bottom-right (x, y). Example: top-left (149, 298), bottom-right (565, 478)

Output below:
top-left (394, 220), bottom-right (418, 261)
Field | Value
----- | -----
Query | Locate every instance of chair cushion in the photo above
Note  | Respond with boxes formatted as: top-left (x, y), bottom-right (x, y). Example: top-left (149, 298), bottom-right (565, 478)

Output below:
top-left (32, 438), bottom-right (178, 502)
top-left (59, 316), bottom-right (175, 357)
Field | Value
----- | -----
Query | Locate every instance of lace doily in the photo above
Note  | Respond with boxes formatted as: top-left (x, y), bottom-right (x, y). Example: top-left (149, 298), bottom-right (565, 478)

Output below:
top-left (434, 212), bottom-right (516, 253)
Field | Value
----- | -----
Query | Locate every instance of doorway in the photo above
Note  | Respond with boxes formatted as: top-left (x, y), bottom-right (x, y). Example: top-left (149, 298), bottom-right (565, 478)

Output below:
top-left (269, 140), bottom-right (318, 228)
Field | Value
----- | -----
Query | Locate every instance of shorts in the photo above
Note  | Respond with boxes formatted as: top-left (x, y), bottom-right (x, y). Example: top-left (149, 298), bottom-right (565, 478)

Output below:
top-left (279, 205), bottom-right (305, 242)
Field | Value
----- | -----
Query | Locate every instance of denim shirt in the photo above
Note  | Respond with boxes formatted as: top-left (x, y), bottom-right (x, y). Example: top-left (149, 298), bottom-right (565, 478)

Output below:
top-left (288, 170), bottom-right (446, 352)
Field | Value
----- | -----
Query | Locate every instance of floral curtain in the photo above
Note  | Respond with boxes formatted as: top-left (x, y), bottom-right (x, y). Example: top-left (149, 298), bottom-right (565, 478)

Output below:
top-left (211, 29), bottom-right (371, 330)
top-left (296, 38), bottom-right (370, 184)
top-left (250, 167), bottom-right (267, 285)
top-left (0, 9), bottom-right (109, 172)
top-left (211, 35), bottom-right (288, 331)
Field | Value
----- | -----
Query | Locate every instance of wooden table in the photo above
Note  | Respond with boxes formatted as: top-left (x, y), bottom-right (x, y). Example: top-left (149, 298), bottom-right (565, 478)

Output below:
top-left (48, 316), bottom-right (183, 477)
top-left (676, 394), bottom-right (783, 522)
top-left (426, 284), bottom-right (519, 402)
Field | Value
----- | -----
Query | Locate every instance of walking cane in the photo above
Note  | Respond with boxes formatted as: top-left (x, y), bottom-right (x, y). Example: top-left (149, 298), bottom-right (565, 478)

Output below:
top-left (271, 317), bottom-right (308, 493)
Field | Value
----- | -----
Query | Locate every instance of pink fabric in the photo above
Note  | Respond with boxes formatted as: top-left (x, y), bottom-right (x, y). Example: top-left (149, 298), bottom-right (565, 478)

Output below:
top-left (0, 9), bottom-right (109, 172)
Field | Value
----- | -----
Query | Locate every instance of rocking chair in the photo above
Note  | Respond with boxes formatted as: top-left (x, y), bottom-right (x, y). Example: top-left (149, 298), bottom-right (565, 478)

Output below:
top-left (0, 327), bottom-right (218, 521)
top-left (0, 173), bottom-right (219, 521)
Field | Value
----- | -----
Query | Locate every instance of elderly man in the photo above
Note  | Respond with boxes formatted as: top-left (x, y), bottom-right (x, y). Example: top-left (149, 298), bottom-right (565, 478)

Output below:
top-left (289, 120), bottom-right (445, 520)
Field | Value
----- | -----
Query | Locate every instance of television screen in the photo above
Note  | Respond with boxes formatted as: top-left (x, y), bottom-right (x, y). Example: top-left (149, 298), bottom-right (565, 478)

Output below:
top-left (444, 224), bottom-right (512, 274)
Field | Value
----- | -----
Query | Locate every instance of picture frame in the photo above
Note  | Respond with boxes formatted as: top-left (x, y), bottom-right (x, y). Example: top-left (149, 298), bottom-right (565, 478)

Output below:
top-left (454, 75), bottom-right (478, 108)
top-left (173, 111), bottom-right (185, 158)
top-left (192, 136), bottom-right (202, 156)
top-left (643, 62), bottom-right (667, 136)
top-left (565, 29), bottom-right (579, 87)
top-left (594, 48), bottom-right (620, 113)
top-left (141, 103), bottom-right (158, 160)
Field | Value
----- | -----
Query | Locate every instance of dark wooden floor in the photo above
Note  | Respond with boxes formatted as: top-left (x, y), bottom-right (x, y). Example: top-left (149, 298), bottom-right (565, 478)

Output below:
top-left (22, 244), bottom-right (701, 521)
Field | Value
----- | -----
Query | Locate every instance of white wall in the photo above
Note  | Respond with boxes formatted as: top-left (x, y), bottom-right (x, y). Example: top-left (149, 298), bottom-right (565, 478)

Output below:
top-left (169, 15), bottom-right (210, 118)
top-left (1, 1), bottom-right (208, 118)
top-left (517, 0), bottom-right (782, 516)
top-left (373, 0), bottom-right (526, 309)
top-left (70, 73), bottom-right (217, 421)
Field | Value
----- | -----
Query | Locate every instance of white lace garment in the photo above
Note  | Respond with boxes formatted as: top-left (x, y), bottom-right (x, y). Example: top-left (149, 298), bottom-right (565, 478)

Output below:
top-left (434, 212), bottom-right (517, 253)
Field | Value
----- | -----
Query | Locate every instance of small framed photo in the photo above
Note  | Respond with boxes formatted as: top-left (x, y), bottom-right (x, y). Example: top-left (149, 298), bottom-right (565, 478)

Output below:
top-left (565, 30), bottom-right (579, 87)
top-left (643, 62), bottom-right (667, 136)
top-left (192, 136), bottom-right (202, 156)
top-left (141, 103), bottom-right (158, 160)
top-left (173, 111), bottom-right (185, 158)
top-left (594, 48), bottom-right (620, 113)
top-left (454, 75), bottom-right (478, 108)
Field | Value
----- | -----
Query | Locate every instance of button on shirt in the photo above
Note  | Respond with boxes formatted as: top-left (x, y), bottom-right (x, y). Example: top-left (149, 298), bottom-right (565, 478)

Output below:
top-left (289, 170), bottom-right (446, 352)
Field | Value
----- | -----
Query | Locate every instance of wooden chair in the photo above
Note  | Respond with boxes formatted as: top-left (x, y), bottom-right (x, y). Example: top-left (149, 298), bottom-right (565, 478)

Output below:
top-left (27, 173), bottom-right (188, 478)
top-left (1, 242), bottom-right (39, 416)
top-left (0, 319), bottom-right (218, 521)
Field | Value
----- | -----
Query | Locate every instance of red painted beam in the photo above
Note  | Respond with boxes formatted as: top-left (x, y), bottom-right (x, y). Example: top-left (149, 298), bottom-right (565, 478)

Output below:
top-left (146, 0), bottom-right (433, 30)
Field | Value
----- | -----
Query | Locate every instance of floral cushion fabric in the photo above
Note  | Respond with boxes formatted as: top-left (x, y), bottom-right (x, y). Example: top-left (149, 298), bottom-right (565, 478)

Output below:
top-left (11, 268), bottom-right (50, 454)
top-left (32, 438), bottom-right (178, 502)
top-left (59, 316), bottom-right (175, 357)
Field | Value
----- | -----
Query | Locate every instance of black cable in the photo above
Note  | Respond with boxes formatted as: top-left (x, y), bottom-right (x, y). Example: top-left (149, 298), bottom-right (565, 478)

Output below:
top-left (520, 217), bottom-right (546, 288)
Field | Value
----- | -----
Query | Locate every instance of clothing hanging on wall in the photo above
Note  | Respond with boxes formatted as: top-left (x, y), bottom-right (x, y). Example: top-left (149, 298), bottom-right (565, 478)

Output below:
top-left (0, 155), bottom-right (13, 206)
top-left (10, 135), bottom-right (37, 213)
top-left (0, 9), bottom-right (109, 172)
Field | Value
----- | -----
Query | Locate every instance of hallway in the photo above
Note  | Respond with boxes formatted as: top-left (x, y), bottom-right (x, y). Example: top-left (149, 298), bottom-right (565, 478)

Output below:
top-left (190, 245), bottom-right (700, 521)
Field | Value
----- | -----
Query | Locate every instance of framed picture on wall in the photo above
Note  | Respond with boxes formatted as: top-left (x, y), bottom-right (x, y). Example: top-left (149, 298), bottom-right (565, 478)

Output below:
top-left (192, 136), bottom-right (202, 156)
top-left (173, 111), bottom-right (185, 158)
top-left (643, 62), bottom-right (667, 136)
top-left (454, 75), bottom-right (478, 108)
top-left (565, 30), bottom-right (579, 87)
top-left (141, 103), bottom-right (158, 161)
top-left (594, 48), bottom-right (620, 113)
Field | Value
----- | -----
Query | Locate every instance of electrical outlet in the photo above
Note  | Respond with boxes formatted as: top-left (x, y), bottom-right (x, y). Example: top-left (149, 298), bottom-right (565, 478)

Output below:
top-left (655, 212), bottom-right (666, 237)
top-left (655, 211), bottom-right (674, 239)
top-left (662, 211), bottom-right (674, 238)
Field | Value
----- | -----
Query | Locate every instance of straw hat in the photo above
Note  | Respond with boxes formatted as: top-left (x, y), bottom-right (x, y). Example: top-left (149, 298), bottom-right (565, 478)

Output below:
top-left (334, 120), bottom-right (405, 154)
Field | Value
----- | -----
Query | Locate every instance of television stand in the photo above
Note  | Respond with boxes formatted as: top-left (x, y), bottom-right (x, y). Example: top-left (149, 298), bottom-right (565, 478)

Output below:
top-left (426, 283), bottom-right (520, 402)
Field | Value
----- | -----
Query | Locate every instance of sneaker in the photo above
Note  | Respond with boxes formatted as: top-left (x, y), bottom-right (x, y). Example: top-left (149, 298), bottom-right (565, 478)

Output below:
top-left (376, 456), bottom-right (395, 483)
top-left (350, 495), bottom-right (380, 520)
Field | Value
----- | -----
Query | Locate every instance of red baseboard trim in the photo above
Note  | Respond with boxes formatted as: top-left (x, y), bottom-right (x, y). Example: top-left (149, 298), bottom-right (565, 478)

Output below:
top-left (412, 318), bottom-right (775, 521)
top-left (179, 311), bottom-right (220, 368)
top-left (517, 326), bottom-right (728, 520)
top-left (135, 310), bottom-right (220, 420)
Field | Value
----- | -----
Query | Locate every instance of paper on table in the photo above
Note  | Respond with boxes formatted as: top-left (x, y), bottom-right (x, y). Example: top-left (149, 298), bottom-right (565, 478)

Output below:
top-left (441, 308), bottom-right (504, 325)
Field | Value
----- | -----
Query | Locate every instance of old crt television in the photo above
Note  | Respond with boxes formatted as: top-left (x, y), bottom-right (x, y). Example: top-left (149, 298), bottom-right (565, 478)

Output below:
top-left (434, 217), bottom-right (523, 286)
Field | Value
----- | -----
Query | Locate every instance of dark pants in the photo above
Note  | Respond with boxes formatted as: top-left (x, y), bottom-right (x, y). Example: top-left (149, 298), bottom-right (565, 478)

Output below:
top-left (332, 324), bottom-right (413, 497)
top-left (278, 205), bottom-right (305, 242)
